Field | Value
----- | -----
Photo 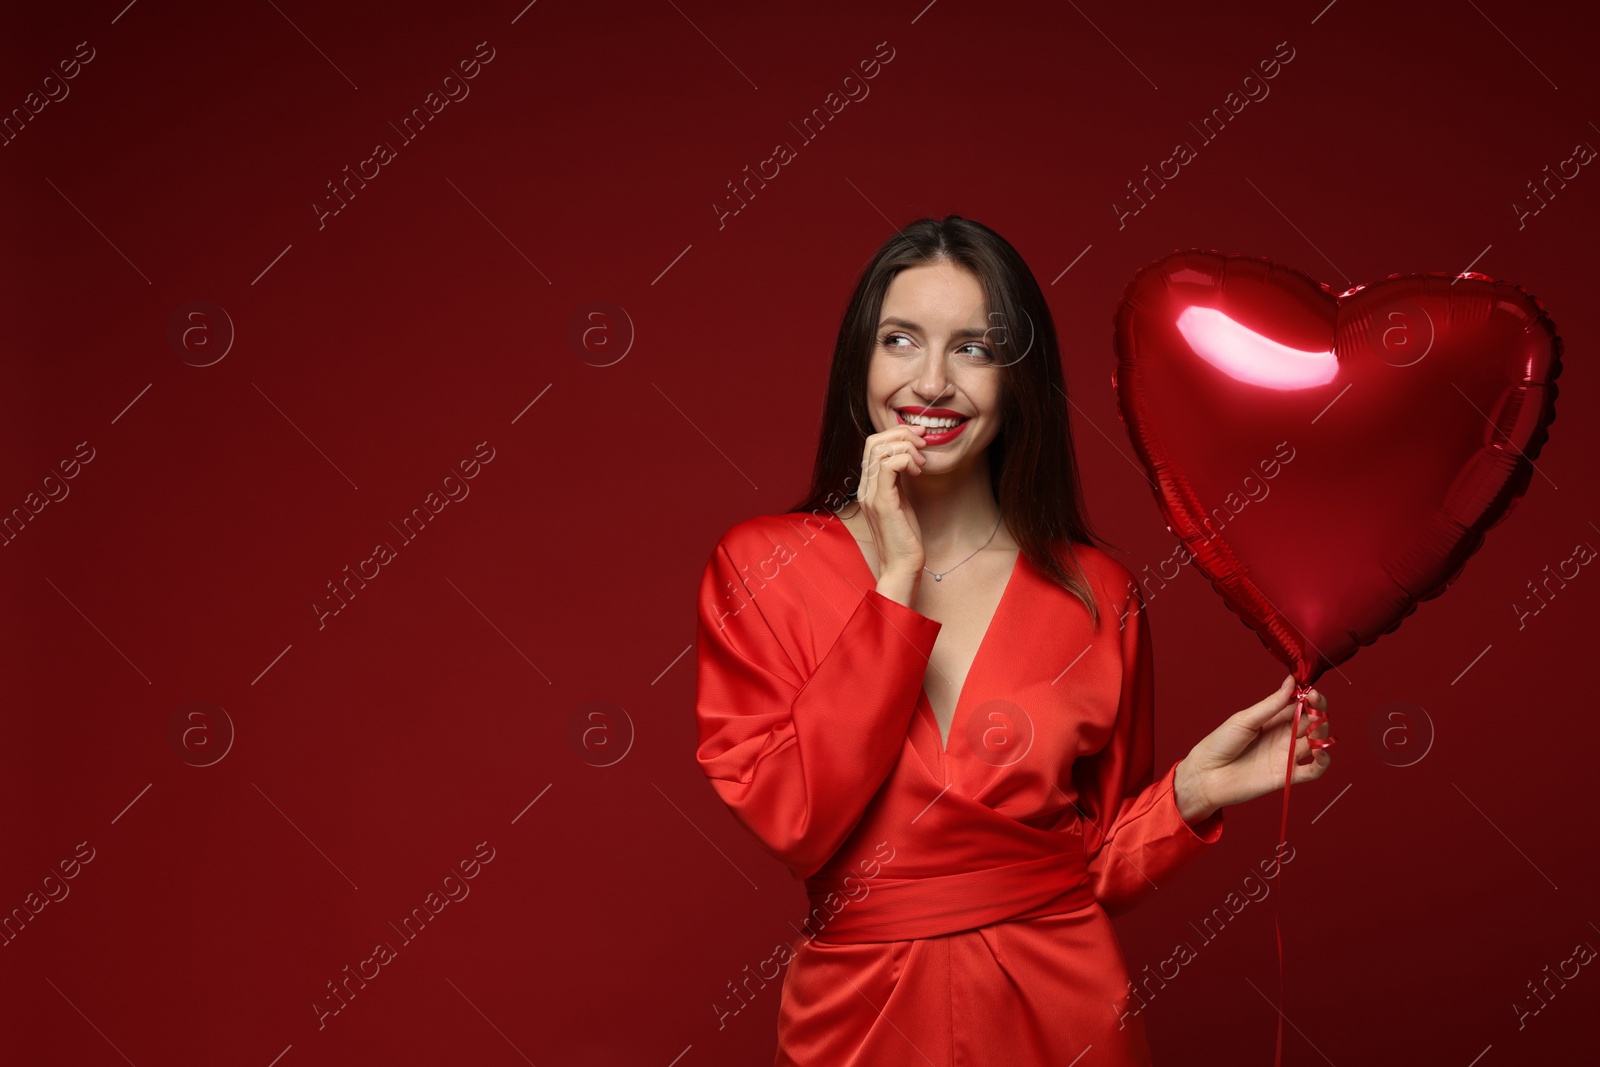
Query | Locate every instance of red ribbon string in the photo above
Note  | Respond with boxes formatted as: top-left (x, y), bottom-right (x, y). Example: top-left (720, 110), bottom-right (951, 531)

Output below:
top-left (1272, 682), bottom-right (1336, 1067)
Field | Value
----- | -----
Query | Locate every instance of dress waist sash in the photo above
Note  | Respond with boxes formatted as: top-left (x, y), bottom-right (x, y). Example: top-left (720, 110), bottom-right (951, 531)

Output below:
top-left (800, 847), bottom-right (1098, 945)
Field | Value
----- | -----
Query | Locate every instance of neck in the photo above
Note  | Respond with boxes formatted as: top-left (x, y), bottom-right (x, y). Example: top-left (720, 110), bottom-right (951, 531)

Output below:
top-left (903, 461), bottom-right (1009, 557)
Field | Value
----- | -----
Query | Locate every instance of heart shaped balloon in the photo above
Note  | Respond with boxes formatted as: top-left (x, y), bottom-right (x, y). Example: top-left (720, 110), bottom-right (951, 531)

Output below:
top-left (1112, 249), bottom-right (1562, 688)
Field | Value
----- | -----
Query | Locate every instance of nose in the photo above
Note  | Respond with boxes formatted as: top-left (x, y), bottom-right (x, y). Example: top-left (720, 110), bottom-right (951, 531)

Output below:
top-left (913, 349), bottom-right (954, 405)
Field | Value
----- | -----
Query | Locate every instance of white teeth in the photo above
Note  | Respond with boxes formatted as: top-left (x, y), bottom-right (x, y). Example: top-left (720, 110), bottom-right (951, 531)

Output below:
top-left (900, 412), bottom-right (965, 430)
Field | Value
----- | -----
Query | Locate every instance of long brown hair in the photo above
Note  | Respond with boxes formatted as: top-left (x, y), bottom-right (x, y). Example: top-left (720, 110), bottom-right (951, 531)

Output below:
top-left (786, 215), bottom-right (1113, 627)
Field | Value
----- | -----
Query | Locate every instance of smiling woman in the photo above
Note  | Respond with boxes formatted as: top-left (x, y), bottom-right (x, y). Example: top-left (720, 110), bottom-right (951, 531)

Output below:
top-left (695, 215), bottom-right (1333, 1066)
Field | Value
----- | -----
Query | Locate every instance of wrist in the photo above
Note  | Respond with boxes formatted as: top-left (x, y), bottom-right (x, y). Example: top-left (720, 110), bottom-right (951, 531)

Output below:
top-left (875, 569), bottom-right (921, 607)
top-left (1174, 756), bottom-right (1217, 826)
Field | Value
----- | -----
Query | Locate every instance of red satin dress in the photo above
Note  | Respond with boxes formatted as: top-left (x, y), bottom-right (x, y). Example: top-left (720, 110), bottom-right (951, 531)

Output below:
top-left (694, 511), bottom-right (1225, 1066)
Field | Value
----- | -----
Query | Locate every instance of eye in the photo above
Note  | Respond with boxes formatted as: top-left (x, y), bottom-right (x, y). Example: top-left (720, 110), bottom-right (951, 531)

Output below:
top-left (959, 343), bottom-right (994, 362)
top-left (878, 332), bottom-right (912, 350)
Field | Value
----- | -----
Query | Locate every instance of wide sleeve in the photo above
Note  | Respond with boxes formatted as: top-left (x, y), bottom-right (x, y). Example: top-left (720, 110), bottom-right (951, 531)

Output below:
top-left (694, 537), bottom-right (942, 881)
top-left (1070, 584), bottom-right (1223, 918)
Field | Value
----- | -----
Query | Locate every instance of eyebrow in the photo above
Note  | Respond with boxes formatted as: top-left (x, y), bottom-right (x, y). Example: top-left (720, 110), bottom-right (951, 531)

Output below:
top-left (877, 317), bottom-right (988, 340)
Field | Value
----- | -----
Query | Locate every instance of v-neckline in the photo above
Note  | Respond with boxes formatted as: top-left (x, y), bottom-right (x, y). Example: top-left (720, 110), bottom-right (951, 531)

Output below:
top-left (827, 513), bottom-right (1025, 754)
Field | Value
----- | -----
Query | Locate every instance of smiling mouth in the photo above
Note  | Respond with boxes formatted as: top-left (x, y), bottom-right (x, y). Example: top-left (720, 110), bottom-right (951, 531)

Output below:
top-left (895, 408), bottom-right (971, 431)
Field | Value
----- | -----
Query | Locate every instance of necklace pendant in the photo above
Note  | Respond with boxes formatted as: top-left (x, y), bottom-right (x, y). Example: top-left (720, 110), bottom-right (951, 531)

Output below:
top-left (933, 572), bottom-right (943, 581)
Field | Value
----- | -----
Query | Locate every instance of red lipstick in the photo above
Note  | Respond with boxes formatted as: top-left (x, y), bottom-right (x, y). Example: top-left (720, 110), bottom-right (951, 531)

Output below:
top-left (896, 405), bottom-right (967, 419)
top-left (895, 407), bottom-right (972, 446)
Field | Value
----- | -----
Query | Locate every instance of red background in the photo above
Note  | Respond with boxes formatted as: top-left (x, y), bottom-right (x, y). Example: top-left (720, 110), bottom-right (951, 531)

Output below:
top-left (3, 1), bottom-right (1595, 1064)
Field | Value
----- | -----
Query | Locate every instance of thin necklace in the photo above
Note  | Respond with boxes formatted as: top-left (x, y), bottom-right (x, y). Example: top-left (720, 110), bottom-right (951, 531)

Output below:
top-left (925, 514), bottom-right (1004, 582)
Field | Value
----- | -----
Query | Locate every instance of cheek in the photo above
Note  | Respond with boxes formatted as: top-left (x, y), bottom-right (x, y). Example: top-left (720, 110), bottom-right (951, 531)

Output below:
top-left (865, 360), bottom-right (893, 398)
top-left (969, 382), bottom-right (1001, 422)
top-left (972, 419), bottom-right (1003, 449)
top-left (866, 381), bottom-right (900, 422)
top-left (973, 396), bottom-right (1004, 443)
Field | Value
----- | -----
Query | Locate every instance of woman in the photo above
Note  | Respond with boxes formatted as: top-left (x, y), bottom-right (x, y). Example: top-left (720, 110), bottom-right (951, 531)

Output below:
top-left (693, 216), bottom-right (1333, 1066)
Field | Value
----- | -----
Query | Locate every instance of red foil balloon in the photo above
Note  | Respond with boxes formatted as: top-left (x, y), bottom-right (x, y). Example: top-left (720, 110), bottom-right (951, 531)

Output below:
top-left (1112, 249), bottom-right (1562, 689)
top-left (1112, 249), bottom-right (1562, 1067)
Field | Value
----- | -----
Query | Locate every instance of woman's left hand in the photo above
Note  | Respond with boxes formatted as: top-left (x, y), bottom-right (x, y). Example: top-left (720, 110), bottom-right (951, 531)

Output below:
top-left (1174, 675), bottom-right (1335, 824)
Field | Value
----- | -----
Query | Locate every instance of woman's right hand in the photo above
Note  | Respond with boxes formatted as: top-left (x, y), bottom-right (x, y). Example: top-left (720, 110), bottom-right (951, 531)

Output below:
top-left (857, 421), bottom-right (928, 582)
